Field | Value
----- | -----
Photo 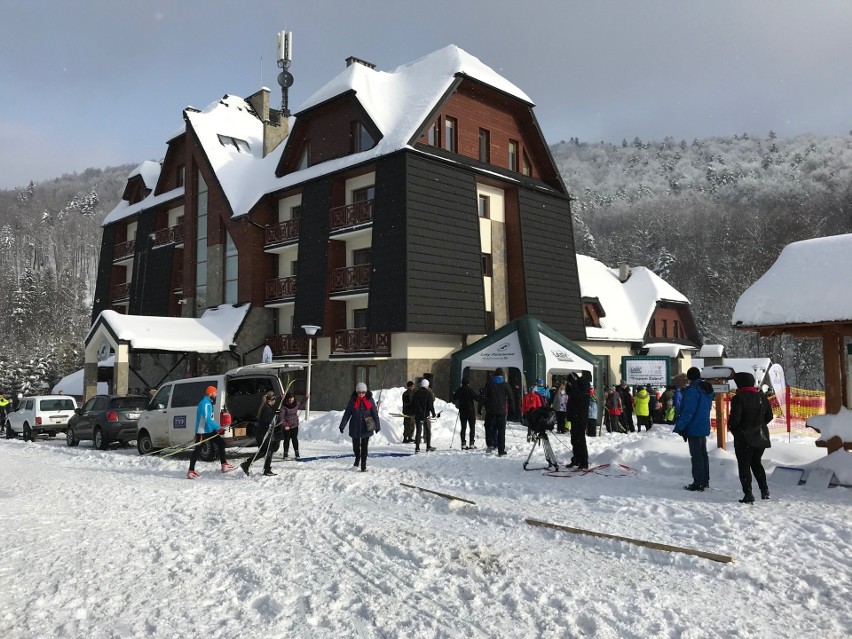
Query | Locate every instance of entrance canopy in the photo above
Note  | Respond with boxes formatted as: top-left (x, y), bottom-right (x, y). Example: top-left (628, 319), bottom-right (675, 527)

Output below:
top-left (450, 315), bottom-right (604, 391)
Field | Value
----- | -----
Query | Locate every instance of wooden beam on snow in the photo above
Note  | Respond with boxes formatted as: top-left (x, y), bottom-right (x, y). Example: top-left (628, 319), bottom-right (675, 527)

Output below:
top-left (400, 483), bottom-right (476, 505)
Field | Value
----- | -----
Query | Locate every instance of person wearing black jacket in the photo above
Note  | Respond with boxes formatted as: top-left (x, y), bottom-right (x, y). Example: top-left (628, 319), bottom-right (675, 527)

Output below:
top-left (240, 391), bottom-right (280, 476)
top-left (567, 371), bottom-right (592, 469)
top-left (412, 379), bottom-right (436, 453)
top-left (483, 367), bottom-right (515, 456)
top-left (453, 378), bottom-right (479, 449)
top-left (728, 372), bottom-right (774, 503)
top-left (401, 381), bottom-right (416, 443)
top-left (339, 383), bottom-right (381, 472)
top-left (617, 380), bottom-right (634, 432)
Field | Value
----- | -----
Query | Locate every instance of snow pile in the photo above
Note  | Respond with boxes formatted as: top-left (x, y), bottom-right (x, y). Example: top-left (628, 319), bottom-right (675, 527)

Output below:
top-left (807, 407), bottom-right (852, 444)
top-left (3, 401), bottom-right (851, 638)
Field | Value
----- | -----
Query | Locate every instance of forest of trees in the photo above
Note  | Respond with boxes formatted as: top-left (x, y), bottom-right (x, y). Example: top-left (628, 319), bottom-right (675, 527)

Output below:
top-left (0, 165), bottom-right (132, 394)
top-left (1, 131), bottom-right (849, 393)
top-left (554, 132), bottom-right (852, 387)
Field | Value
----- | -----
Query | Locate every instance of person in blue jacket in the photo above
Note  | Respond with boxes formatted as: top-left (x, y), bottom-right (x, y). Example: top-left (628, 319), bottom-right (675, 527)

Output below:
top-left (673, 367), bottom-right (714, 492)
top-left (339, 382), bottom-right (381, 472)
top-left (187, 385), bottom-right (235, 479)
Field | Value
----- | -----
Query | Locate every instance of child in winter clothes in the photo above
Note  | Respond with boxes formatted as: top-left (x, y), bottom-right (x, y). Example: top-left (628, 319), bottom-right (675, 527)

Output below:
top-left (279, 392), bottom-right (308, 460)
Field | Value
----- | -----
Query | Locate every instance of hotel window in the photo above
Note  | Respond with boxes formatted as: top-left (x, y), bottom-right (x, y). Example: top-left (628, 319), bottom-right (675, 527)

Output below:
top-left (351, 121), bottom-right (375, 153)
top-left (353, 308), bottom-right (368, 329)
top-left (297, 144), bottom-right (310, 170)
top-left (673, 320), bottom-right (680, 339)
top-left (481, 254), bottom-right (493, 277)
top-left (224, 231), bottom-right (238, 304)
top-left (353, 186), bottom-right (374, 203)
top-left (428, 119), bottom-right (440, 146)
top-left (176, 165), bottom-right (185, 187)
top-left (290, 260), bottom-right (298, 277)
top-left (444, 117), bottom-right (457, 152)
top-left (509, 140), bottom-right (519, 172)
top-left (353, 365), bottom-right (377, 390)
top-left (662, 319), bottom-right (668, 338)
top-left (522, 151), bottom-right (532, 176)
top-left (478, 194), bottom-right (490, 219)
top-left (353, 248), bottom-right (371, 266)
top-left (290, 205), bottom-right (301, 221)
top-left (217, 134), bottom-right (250, 153)
top-left (479, 128), bottom-right (490, 162)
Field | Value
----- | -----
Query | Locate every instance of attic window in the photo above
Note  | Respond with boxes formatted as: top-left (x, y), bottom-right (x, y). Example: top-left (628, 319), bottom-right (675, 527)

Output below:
top-left (351, 122), bottom-right (375, 153)
top-left (217, 134), bottom-right (250, 153)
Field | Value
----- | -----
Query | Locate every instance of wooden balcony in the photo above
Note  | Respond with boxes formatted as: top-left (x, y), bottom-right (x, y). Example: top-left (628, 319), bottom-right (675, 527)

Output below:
top-left (113, 240), bottom-right (135, 262)
top-left (266, 334), bottom-right (315, 357)
top-left (266, 276), bottom-right (297, 301)
top-left (265, 219), bottom-right (300, 246)
top-left (329, 199), bottom-right (373, 232)
top-left (332, 329), bottom-right (390, 356)
top-left (330, 265), bottom-right (370, 293)
top-left (153, 224), bottom-right (184, 246)
top-left (112, 282), bottom-right (131, 302)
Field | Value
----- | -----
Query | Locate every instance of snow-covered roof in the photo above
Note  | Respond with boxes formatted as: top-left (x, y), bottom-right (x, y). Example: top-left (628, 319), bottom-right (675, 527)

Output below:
top-left (577, 255), bottom-right (689, 342)
top-left (128, 160), bottom-right (161, 190)
top-left (103, 186), bottom-right (184, 225)
top-left (733, 233), bottom-right (852, 327)
top-left (699, 344), bottom-right (725, 358)
top-left (645, 343), bottom-right (690, 357)
top-left (102, 45), bottom-right (536, 225)
top-left (86, 303), bottom-right (250, 353)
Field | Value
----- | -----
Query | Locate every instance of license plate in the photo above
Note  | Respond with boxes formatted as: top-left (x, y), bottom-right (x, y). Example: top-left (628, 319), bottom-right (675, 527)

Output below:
top-left (126, 412), bottom-right (140, 420)
top-left (52, 417), bottom-right (65, 423)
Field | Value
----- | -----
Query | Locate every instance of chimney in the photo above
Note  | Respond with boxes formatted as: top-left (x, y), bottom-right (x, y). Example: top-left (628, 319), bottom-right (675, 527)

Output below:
top-left (345, 56), bottom-right (376, 69)
top-left (618, 261), bottom-right (630, 283)
top-left (246, 87), bottom-right (289, 157)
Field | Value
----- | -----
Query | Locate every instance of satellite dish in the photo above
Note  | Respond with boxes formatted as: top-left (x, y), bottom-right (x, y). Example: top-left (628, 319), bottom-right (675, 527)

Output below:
top-left (97, 340), bottom-right (110, 362)
top-left (262, 345), bottom-right (273, 364)
top-left (278, 71), bottom-right (294, 88)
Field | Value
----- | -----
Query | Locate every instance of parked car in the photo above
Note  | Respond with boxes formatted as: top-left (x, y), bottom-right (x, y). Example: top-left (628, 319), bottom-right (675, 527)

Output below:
top-left (5, 395), bottom-right (78, 441)
top-left (66, 394), bottom-right (149, 450)
top-left (136, 363), bottom-right (303, 460)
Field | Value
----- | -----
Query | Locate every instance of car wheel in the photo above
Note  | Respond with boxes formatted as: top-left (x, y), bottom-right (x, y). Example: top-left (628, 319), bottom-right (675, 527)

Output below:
top-left (94, 428), bottom-right (108, 451)
top-left (199, 440), bottom-right (217, 462)
top-left (23, 424), bottom-right (32, 442)
top-left (4, 423), bottom-right (12, 439)
top-left (66, 427), bottom-right (79, 447)
top-left (136, 430), bottom-right (155, 456)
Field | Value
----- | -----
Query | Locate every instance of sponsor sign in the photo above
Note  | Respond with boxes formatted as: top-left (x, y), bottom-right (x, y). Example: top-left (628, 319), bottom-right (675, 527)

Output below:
top-left (173, 415), bottom-right (187, 429)
top-left (262, 345), bottom-right (273, 364)
top-left (622, 357), bottom-right (669, 386)
top-left (460, 332), bottom-right (523, 370)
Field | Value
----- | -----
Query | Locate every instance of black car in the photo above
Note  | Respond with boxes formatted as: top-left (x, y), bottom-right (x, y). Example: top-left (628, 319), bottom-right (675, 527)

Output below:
top-left (66, 395), bottom-right (148, 450)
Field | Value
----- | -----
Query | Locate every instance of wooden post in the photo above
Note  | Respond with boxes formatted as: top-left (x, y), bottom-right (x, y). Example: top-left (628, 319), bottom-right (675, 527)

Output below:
top-left (715, 393), bottom-right (726, 451)
top-left (823, 332), bottom-right (844, 414)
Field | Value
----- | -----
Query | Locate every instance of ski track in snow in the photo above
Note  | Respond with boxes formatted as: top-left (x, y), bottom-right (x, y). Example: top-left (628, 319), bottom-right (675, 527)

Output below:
top-left (1, 415), bottom-right (850, 639)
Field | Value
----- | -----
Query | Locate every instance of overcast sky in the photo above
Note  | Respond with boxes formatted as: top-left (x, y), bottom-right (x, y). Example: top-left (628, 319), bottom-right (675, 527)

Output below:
top-left (2, 0), bottom-right (851, 190)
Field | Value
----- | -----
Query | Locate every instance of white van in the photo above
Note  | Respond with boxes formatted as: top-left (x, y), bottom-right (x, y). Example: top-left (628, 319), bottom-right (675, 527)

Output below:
top-left (5, 395), bottom-right (78, 441)
top-left (136, 363), bottom-right (303, 460)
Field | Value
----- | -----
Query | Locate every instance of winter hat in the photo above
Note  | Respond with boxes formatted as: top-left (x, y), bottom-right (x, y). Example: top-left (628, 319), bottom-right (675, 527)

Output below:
top-left (421, 379), bottom-right (430, 388)
top-left (734, 372), bottom-right (756, 388)
top-left (686, 367), bottom-right (701, 381)
top-left (356, 382), bottom-right (368, 393)
top-left (495, 367), bottom-right (505, 376)
top-left (205, 385), bottom-right (217, 396)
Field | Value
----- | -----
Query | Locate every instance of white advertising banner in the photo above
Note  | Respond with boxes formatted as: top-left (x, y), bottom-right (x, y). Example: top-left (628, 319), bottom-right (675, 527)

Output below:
top-left (460, 331), bottom-right (523, 371)
top-left (767, 363), bottom-right (786, 413)
top-left (540, 332), bottom-right (594, 375)
top-left (623, 358), bottom-right (668, 386)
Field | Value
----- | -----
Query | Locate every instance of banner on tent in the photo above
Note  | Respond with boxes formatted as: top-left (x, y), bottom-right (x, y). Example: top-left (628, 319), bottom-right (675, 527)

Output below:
top-left (460, 331), bottom-right (523, 370)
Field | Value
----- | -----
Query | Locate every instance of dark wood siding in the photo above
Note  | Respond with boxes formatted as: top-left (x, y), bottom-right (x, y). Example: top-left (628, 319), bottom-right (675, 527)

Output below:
top-left (293, 177), bottom-right (333, 332)
top-left (367, 153), bottom-right (408, 332)
top-left (405, 154), bottom-right (486, 333)
top-left (91, 226), bottom-right (116, 322)
top-left (137, 244), bottom-right (175, 316)
top-left (517, 189), bottom-right (585, 339)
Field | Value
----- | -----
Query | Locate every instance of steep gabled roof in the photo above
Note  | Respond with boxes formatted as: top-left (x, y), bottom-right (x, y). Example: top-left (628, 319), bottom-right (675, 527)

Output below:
top-left (577, 255), bottom-right (689, 342)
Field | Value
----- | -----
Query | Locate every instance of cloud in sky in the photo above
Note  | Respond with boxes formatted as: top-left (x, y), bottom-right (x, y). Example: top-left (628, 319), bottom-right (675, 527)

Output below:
top-left (1, 0), bottom-right (851, 189)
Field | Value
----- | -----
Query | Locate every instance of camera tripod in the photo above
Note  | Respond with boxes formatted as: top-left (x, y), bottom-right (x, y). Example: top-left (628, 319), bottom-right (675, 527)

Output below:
top-left (523, 431), bottom-right (559, 471)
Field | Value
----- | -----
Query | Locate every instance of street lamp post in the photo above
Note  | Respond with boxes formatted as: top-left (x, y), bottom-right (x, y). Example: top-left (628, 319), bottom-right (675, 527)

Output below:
top-left (301, 325), bottom-right (321, 420)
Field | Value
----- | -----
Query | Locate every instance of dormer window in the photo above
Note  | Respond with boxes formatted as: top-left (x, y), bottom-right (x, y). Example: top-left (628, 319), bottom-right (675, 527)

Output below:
top-left (509, 140), bottom-right (519, 172)
top-left (176, 164), bottom-right (185, 187)
top-left (351, 122), bottom-right (375, 153)
top-left (522, 151), bottom-right (532, 176)
top-left (217, 134), bottom-right (250, 153)
top-left (297, 144), bottom-right (310, 170)
top-left (428, 119), bottom-right (440, 147)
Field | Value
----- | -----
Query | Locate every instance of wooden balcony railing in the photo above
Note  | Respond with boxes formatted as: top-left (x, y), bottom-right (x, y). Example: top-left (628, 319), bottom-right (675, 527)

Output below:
top-left (331, 265), bottom-right (370, 293)
top-left (266, 276), bottom-right (297, 301)
top-left (265, 219), bottom-right (300, 246)
top-left (153, 224), bottom-right (184, 246)
top-left (329, 199), bottom-right (373, 232)
top-left (266, 334), bottom-right (315, 357)
top-left (113, 240), bottom-right (135, 261)
top-left (332, 329), bottom-right (390, 355)
top-left (112, 282), bottom-right (131, 301)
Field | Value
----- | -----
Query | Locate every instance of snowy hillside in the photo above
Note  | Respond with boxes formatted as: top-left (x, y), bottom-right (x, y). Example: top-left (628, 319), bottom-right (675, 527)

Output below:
top-left (2, 399), bottom-right (851, 638)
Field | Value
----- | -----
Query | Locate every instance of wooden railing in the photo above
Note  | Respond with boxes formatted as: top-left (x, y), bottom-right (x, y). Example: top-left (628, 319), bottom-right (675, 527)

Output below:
top-left (113, 240), bottom-right (135, 261)
top-left (332, 329), bottom-right (390, 355)
top-left (329, 199), bottom-right (373, 231)
top-left (112, 282), bottom-right (131, 301)
top-left (265, 276), bottom-right (297, 301)
top-left (266, 334), bottom-right (315, 357)
top-left (265, 219), bottom-right (300, 245)
top-left (330, 265), bottom-right (370, 292)
top-left (153, 224), bottom-right (184, 246)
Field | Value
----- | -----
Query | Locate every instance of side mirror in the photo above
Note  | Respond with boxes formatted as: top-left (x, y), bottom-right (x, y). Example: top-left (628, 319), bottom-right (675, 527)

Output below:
top-left (74, 408), bottom-right (82, 415)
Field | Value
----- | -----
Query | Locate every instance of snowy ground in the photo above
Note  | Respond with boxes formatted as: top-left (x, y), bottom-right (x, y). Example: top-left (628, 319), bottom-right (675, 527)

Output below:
top-left (2, 389), bottom-right (851, 638)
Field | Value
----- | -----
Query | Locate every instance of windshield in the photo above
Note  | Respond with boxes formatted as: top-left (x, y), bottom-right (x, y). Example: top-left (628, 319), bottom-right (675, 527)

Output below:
top-left (110, 397), bottom-right (148, 410)
top-left (39, 398), bottom-right (75, 411)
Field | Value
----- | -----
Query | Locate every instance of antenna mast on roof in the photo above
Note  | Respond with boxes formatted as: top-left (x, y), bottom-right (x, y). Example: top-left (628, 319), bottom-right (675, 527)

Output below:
top-left (277, 31), bottom-right (294, 117)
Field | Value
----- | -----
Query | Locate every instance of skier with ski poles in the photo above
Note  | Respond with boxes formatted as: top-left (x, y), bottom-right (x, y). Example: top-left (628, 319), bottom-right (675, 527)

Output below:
top-left (187, 385), bottom-right (235, 479)
top-left (240, 391), bottom-right (280, 476)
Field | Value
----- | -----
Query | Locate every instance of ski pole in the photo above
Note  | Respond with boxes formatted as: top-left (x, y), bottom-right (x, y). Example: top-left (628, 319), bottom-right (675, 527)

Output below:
top-left (159, 433), bottom-right (221, 458)
top-left (449, 411), bottom-right (459, 449)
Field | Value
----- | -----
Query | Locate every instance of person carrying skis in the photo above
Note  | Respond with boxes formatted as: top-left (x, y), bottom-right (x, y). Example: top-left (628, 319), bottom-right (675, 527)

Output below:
top-left (452, 378), bottom-right (478, 449)
top-left (240, 391), bottom-right (280, 477)
top-left (279, 392), bottom-right (307, 461)
top-left (412, 379), bottom-right (437, 453)
top-left (339, 382), bottom-right (381, 472)
top-left (187, 385), bottom-right (235, 479)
